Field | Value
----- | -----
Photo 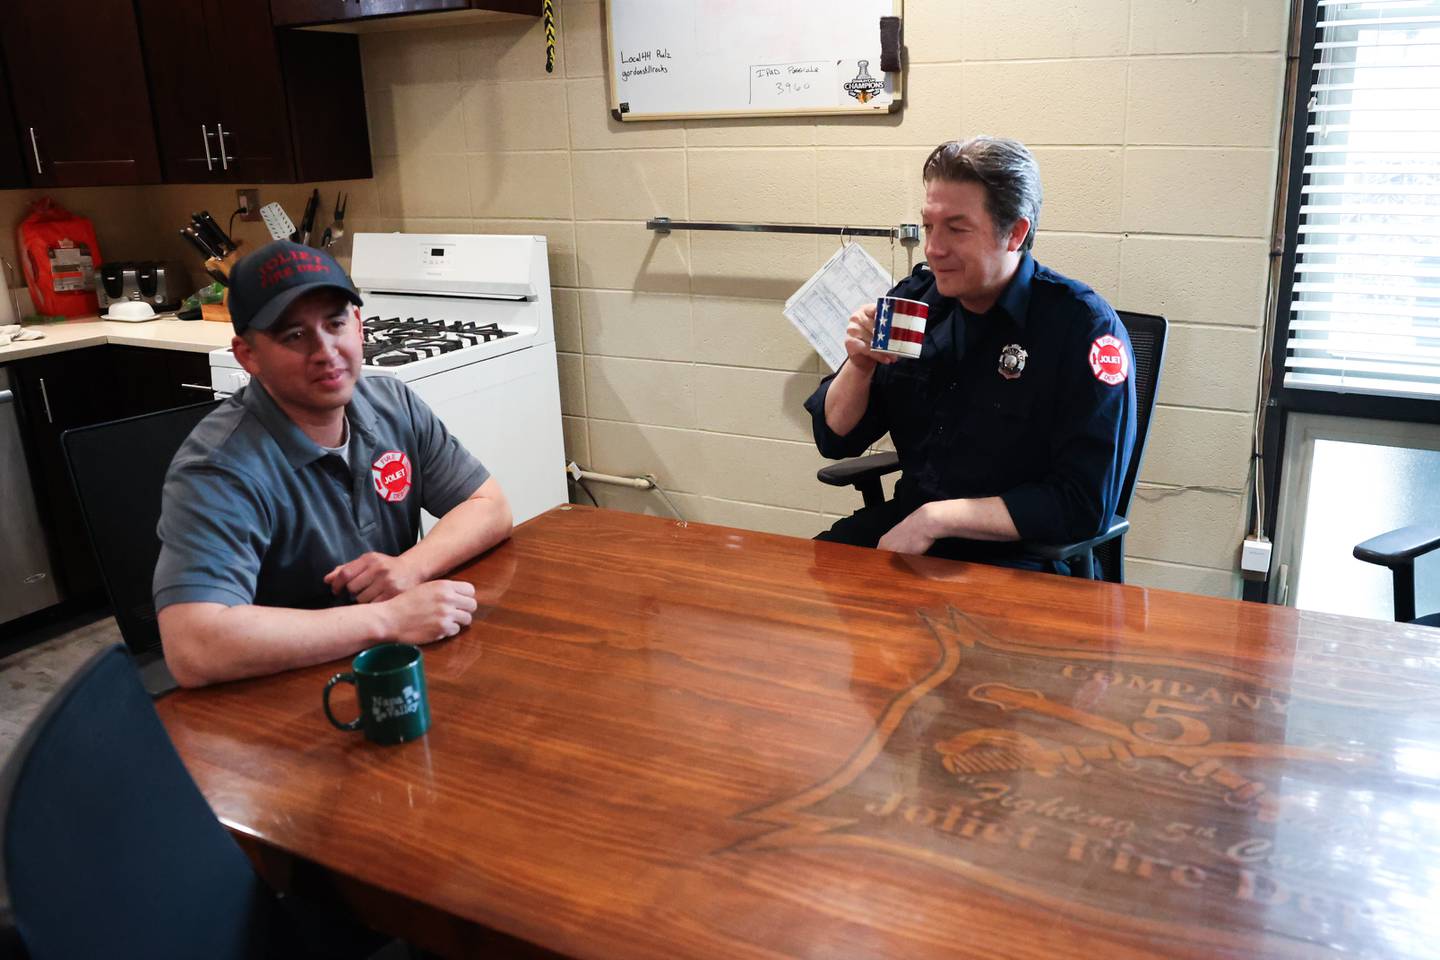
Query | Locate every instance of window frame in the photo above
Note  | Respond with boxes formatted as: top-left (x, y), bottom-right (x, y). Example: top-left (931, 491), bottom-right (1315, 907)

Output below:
top-left (1258, 0), bottom-right (1440, 567)
top-left (1268, 411), bottom-right (1440, 608)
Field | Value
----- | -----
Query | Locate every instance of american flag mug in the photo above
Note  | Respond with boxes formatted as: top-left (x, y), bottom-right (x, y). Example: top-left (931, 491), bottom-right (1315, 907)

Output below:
top-left (871, 296), bottom-right (930, 359)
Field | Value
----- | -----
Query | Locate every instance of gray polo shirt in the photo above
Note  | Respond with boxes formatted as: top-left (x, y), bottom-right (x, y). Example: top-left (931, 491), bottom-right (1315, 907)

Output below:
top-left (154, 375), bottom-right (489, 612)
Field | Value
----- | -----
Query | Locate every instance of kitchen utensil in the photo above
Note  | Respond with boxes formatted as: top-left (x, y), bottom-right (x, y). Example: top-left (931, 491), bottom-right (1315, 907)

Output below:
top-left (293, 189), bottom-right (320, 246)
top-left (260, 203), bottom-right (296, 241)
top-left (192, 211), bottom-right (235, 257)
top-left (319, 191), bottom-right (348, 249)
top-left (0, 257), bottom-right (16, 327)
top-left (180, 226), bottom-right (218, 261)
top-left (101, 300), bottom-right (159, 322)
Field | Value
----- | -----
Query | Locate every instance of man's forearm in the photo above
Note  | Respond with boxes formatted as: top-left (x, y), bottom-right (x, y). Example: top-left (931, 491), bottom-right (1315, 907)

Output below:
top-left (926, 496), bottom-right (1021, 542)
top-left (823, 361), bottom-right (876, 437)
top-left (401, 479), bottom-right (512, 582)
top-left (160, 602), bottom-right (393, 687)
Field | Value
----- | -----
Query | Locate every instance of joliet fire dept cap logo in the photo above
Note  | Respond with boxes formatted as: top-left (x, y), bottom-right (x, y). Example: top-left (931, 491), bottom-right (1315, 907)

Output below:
top-left (371, 450), bottom-right (412, 502)
top-left (728, 607), bottom-right (1435, 954)
top-left (1089, 334), bottom-right (1129, 385)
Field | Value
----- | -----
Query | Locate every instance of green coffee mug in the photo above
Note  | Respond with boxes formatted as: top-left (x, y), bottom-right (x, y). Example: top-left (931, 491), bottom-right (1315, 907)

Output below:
top-left (323, 643), bottom-right (431, 745)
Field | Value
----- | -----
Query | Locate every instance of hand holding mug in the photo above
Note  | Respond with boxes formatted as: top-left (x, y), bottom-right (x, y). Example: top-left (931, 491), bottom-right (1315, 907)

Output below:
top-left (870, 297), bottom-right (930, 359)
top-left (843, 303), bottom-right (899, 374)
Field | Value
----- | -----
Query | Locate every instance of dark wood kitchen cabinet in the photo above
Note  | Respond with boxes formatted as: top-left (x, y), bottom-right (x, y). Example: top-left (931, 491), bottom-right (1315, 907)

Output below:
top-left (272, 0), bottom-right (541, 28)
top-left (0, 0), bottom-right (161, 187)
top-left (136, 0), bottom-right (371, 184)
top-left (0, 59), bottom-right (26, 188)
top-left (9, 347), bottom-right (212, 601)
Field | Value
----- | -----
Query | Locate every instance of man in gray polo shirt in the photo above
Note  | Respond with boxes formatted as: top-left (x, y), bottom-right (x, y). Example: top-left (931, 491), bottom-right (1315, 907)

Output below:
top-left (154, 240), bottom-right (512, 687)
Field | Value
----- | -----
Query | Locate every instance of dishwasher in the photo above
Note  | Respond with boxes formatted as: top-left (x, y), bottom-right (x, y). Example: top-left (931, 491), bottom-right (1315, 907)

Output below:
top-left (0, 366), bottom-right (61, 625)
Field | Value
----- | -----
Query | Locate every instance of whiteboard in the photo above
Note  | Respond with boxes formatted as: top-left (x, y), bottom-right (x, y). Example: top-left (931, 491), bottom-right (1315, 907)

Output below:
top-left (604, 0), bottom-right (904, 122)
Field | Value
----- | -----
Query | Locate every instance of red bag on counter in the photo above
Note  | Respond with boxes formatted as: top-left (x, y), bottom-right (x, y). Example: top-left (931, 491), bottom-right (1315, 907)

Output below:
top-left (17, 198), bottom-right (102, 317)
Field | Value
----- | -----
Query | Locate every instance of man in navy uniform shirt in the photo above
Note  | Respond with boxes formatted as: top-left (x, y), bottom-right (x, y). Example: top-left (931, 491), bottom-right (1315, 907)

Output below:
top-left (804, 136), bottom-right (1136, 570)
top-left (154, 240), bottom-right (512, 687)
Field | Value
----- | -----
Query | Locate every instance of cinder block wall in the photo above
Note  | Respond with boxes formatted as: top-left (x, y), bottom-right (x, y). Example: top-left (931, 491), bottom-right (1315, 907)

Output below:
top-left (347, 0), bottom-right (1288, 598)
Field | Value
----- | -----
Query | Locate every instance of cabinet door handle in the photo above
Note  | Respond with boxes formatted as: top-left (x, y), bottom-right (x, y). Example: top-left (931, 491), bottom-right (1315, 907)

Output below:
top-left (28, 127), bottom-right (42, 175)
top-left (0, 389), bottom-right (13, 405)
top-left (216, 123), bottom-right (233, 170)
top-left (201, 124), bottom-right (215, 171)
top-left (38, 377), bottom-right (53, 424)
top-left (179, 383), bottom-right (215, 393)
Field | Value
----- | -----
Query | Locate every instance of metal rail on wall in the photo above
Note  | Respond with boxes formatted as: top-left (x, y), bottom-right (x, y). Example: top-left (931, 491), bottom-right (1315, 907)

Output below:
top-left (646, 217), bottom-right (920, 242)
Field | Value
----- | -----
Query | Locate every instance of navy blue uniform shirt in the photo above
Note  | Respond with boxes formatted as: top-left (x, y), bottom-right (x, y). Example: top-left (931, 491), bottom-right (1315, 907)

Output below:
top-left (154, 375), bottom-right (489, 612)
top-left (804, 253), bottom-right (1136, 547)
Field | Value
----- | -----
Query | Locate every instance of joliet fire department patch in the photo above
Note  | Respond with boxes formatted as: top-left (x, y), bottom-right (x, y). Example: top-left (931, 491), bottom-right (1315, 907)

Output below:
top-left (371, 450), bottom-right (413, 503)
top-left (1089, 334), bottom-right (1129, 386)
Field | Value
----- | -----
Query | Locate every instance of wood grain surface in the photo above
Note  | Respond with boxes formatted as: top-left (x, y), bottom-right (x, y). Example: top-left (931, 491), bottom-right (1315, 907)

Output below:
top-left (156, 506), bottom-right (1440, 959)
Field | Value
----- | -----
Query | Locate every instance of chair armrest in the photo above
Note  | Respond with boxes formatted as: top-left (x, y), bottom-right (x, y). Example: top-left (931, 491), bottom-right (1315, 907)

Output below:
top-left (1353, 524), bottom-right (1440, 568)
top-left (816, 451), bottom-right (900, 487)
top-left (1026, 517), bottom-right (1130, 562)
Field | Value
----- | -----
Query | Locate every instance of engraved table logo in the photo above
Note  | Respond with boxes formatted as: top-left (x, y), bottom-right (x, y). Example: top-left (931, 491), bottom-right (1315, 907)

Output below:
top-left (733, 608), bottom-right (1440, 954)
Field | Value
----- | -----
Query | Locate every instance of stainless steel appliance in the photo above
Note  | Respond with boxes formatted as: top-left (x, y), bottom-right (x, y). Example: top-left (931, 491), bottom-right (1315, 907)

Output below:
top-left (95, 261), bottom-right (187, 313)
top-left (0, 367), bottom-right (62, 625)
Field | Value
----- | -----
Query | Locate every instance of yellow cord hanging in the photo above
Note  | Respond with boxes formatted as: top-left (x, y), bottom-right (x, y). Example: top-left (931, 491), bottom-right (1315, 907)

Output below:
top-left (544, 0), bottom-right (556, 73)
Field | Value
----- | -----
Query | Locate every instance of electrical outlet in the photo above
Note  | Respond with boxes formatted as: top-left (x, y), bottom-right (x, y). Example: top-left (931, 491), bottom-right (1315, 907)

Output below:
top-left (236, 189), bottom-right (261, 221)
top-left (1240, 537), bottom-right (1272, 581)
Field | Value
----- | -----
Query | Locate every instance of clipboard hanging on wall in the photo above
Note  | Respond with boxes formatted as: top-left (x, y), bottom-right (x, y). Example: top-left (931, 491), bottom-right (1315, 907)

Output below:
top-left (604, 0), bottom-right (904, 122)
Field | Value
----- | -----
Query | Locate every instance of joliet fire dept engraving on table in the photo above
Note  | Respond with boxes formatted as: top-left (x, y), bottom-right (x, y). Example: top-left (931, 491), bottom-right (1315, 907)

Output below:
top-left (735, 608), bottom-right (1440, 954)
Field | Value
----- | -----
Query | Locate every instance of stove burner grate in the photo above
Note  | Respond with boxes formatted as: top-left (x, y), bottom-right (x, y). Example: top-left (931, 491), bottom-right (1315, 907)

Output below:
top-left (361, 317), bottom-right (518, 367)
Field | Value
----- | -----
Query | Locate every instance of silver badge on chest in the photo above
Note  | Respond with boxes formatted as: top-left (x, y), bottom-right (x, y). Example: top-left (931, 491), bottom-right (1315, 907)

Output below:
top-left (998, 344), bottom-right (1028, 380)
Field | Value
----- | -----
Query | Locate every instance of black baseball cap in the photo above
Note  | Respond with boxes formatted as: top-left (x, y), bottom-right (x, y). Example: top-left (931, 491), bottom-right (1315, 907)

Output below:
top-left (227, 239), bottom-right (363, 336)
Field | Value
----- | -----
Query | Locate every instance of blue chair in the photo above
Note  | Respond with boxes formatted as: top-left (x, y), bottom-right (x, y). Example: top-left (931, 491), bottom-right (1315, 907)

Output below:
top-left (0, 644), bottom-right (391, 960)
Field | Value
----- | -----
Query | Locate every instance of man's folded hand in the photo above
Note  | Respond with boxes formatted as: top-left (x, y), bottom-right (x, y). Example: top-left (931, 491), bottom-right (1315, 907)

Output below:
top-left (325, 552), bottom-right (426, 603)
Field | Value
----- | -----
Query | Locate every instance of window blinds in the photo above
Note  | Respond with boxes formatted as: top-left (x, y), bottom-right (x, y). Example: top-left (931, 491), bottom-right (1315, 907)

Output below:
top-left (1285, 0), bottom-right (1440, 399)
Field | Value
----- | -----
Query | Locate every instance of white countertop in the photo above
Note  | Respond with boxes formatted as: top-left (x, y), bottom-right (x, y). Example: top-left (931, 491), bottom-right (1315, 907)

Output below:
top-left (0, 316), bottom-right (234, 363)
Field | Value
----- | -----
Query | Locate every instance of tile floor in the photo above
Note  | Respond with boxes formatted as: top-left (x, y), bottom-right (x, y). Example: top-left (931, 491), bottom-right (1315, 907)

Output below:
top-left (0, 613), bottom-right (122, 766)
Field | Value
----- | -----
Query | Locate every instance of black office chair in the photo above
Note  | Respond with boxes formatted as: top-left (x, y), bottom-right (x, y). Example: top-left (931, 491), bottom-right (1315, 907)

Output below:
top-left (0, 644), bottom-right (295, 959)
top-left (0, 644), bottom-right (399, 960)
top-left (61, 400), bottom-right (220, 695)
top-left (1353, 525), bottom-right (1440, 628)
top-left (817, 311), bottom-right (1168, 583)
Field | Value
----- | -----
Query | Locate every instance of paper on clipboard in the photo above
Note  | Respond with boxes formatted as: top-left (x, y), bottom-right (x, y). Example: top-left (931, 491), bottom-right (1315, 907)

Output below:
top-left (784, 242), bottom-right (895, 371)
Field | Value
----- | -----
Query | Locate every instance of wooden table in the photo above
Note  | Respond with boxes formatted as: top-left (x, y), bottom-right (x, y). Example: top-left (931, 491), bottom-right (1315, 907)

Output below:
top-left (157, 506), bottom-right (1440, 959)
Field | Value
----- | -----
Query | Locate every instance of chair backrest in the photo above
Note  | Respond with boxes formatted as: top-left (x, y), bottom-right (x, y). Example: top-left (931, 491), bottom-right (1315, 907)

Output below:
top-left (0, 645), bottom-right (281, 959)
top-left (61, 401), bottom-right (220, 656)
top-left (1113, 311), bottom-right (1168, 520)
top-left (1093, 311), bottom-right (1168, 584)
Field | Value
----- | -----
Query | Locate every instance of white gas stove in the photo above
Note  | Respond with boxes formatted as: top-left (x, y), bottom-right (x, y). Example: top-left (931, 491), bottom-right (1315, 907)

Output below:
top-left (210, 233), bottom-right (567, 526)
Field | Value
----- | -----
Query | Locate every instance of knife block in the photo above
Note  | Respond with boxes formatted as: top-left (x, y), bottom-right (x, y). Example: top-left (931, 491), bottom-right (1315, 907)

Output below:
top-left (201, 285), bottom-right (231, 324)
top-left (200, 249), bottom-right (239, 322)
top-left (200, 300), bottom-right (231, 324)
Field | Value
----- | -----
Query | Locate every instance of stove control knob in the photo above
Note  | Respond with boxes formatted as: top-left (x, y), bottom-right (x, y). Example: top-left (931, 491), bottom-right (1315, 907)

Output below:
top-left (230, 371), bottom-right (251, 391)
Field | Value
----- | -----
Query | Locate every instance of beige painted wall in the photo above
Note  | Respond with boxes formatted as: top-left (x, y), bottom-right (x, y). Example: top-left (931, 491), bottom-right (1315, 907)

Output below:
top-left (1, 0), bottom-right (1286, 600)
top-left (348, 0), bottom-right (1286, 598)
